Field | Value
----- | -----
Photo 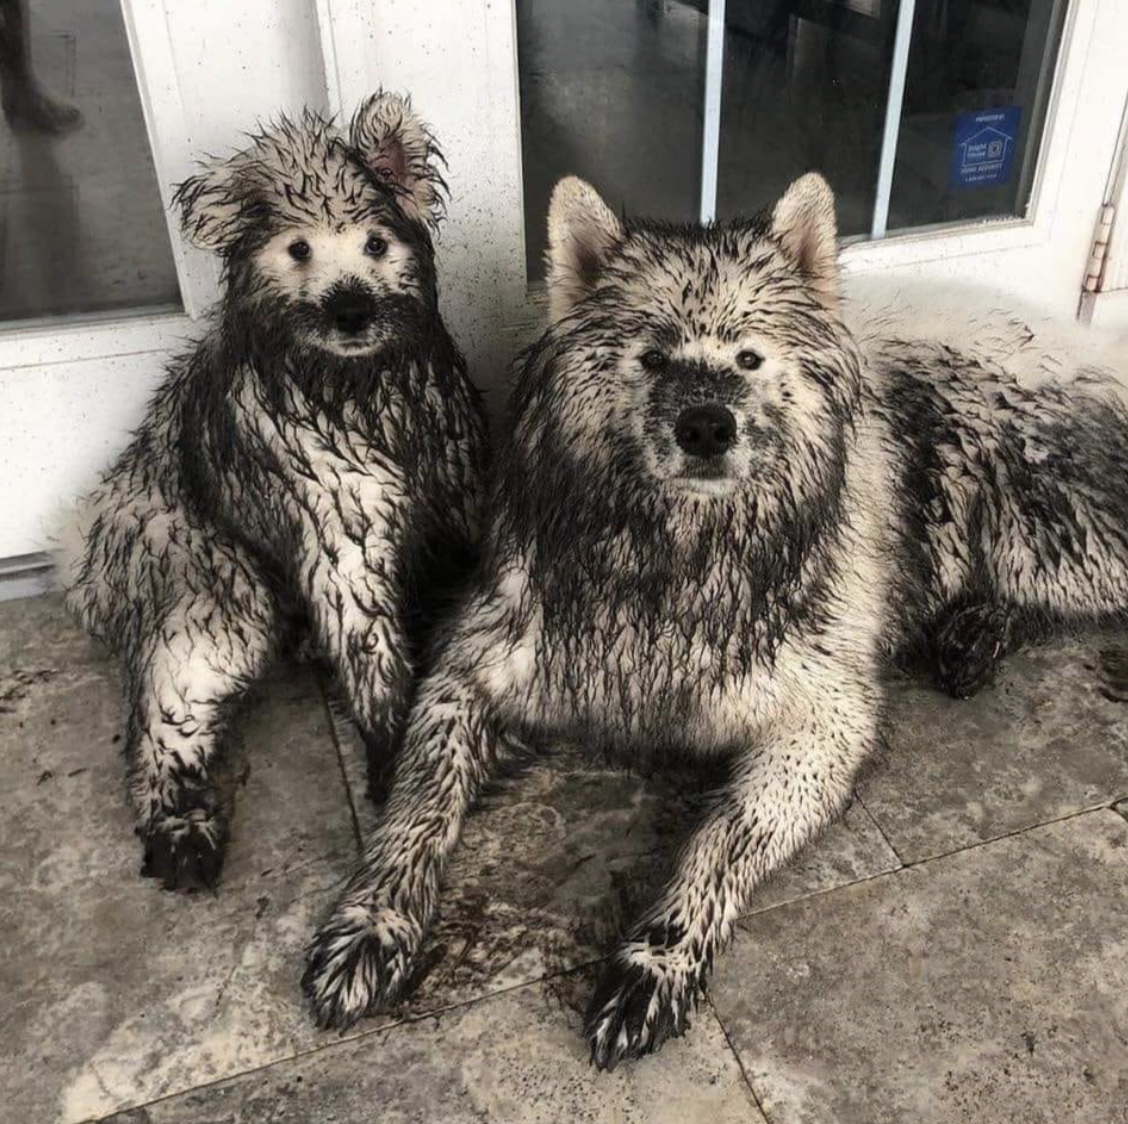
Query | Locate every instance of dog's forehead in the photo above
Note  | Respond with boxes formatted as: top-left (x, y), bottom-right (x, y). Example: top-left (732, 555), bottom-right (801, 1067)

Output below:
top-left (257, 133), bottom-right (390, 228)
top-left (615, 229), bottom-right (784, 338)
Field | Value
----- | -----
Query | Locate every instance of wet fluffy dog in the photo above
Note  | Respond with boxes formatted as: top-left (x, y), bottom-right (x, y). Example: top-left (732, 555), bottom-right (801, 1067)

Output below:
top-left (303, 172), bottom-right (1128, 1066)
top-left (58, 94), bottom-right (487, 890)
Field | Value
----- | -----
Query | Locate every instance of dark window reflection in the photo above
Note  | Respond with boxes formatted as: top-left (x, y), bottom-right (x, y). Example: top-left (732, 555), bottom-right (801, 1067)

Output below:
top-left (888, 0), bottom-right (1068, 232)
top-left (513, 0), bottom-right (1069, 280)
top-left (0, 0), bottom-right (181, 323)
top-left (517, 0), bottom-right (707, 281)
top-left (716, 0), bottom-right (895, 235)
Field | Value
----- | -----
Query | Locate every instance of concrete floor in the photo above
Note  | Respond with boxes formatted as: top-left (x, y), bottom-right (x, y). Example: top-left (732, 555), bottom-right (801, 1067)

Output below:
top-left (1, 592), bottom-right (1127, 1123)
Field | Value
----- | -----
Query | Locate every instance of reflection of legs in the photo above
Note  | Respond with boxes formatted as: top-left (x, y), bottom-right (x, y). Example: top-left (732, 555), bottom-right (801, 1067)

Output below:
top-left (0, 0), bottom-right (82, 133)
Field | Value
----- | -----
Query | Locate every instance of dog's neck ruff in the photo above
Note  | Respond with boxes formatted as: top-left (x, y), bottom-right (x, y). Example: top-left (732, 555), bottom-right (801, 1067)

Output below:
top-left (500, 450), bottom-right (848, 672)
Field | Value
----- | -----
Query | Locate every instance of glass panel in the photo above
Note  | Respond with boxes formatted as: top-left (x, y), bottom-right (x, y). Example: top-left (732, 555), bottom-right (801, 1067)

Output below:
top-left (516, 0), bottom-right (1069, 281)
top-left (716, 1), bottom-right (896, 236)
top-left (516, 0), bottom-right (707, 281)
top-left (0, 0), bottom-right (181, 324)
top-left (886, 0), bottom-right (1069, 233)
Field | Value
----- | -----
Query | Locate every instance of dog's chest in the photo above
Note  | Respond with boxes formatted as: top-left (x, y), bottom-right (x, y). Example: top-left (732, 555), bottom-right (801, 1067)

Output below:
top-left (231, 377), bottom-right (410, 541)
top-left (482, 571), bottom-right (782, 750)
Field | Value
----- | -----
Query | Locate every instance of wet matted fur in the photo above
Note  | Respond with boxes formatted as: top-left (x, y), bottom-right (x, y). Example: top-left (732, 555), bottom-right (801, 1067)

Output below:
top-left (57, 93), bottom-right (488, 891)
top-left (304, 172), bottom-right (1128, 1066)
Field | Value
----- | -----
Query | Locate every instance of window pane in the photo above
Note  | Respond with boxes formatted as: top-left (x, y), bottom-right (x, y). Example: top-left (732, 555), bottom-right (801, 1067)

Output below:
top-left (515, 0), bottom-right (1070, 279)
top-left (516, 0), bottom-right (707, 281)
top-left (887, 0), bottom-right (1069, 233)
top-left (716, 1), bottom-right (895, 235)
top-left (0, 0), bottom-right (181, 324)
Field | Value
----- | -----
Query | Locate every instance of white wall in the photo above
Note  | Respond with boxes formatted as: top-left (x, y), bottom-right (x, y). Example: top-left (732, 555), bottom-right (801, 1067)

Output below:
top-left (317, 0), bottom-right (528, 404)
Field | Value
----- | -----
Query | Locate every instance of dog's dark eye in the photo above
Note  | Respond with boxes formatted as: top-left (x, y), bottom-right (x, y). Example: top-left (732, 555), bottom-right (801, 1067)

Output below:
top-left (365, 235), bottom-right (388, 258)
top-left (640, 349), bottom-right (667, 372)
top-left (736, 349), bottom-right (764, 371)
top-left (288, 240), bottom-right (311, 262)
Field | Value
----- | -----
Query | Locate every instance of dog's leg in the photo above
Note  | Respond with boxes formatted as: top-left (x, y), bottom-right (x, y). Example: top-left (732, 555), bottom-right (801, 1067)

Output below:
top-left (129, 566), bottom-right (277, 891)
top-left (302, 654), bottom-right (506, 1027)
top-left (585, 681), bottom-right (878, 1070)
top-left (300, 539), bottom-right (413, 804)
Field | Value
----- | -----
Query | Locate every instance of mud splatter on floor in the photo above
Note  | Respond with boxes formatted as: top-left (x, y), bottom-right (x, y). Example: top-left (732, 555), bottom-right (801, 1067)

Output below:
top-left (0, 667), bottom-right (58, 714)
top-left (1096, 647), bottom-right (1128, 704)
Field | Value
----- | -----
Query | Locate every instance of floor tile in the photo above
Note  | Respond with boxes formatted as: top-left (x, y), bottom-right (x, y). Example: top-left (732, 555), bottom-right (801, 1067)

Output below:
top-left (98, 968), bottom-right (766, 1124)
top-left (0, 596), bottom-right (357, 895)
top-left (862, 636), bottom-right (1128, 862)
top-left (0, 596), bottom-right (361, 1122)
top-left (710, 811), bottom-right (1128, 1124)
top-left (1, 862), bottom-right (347, 1124)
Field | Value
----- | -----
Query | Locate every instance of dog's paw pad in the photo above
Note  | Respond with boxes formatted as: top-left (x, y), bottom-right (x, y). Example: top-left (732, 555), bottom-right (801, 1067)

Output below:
top-left (140, 814), bottom-right (225, 891)
top-left (933, 603), bottom-right (1014, 699)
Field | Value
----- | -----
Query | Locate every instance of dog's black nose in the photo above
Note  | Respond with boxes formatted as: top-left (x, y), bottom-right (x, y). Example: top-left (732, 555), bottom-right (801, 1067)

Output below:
top-left (675, 404), bottom-right (737, 458)
top-left (326, 293), bottom-right (375, 335)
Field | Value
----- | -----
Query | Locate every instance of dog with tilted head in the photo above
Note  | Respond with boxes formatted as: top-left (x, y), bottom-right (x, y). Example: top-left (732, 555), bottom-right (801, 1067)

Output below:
top-left (303, 171), bottom-right (1128, 1066)
top-left (57, 93), bottom-right (488, 891)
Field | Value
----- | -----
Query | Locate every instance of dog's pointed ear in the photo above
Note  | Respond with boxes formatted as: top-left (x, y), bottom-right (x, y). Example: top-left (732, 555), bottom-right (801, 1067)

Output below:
top-left (771, 173), bottom-right (839, 310)
top-left (350, 91), bottom-right (445, 226)
top-left (546, 177), bottom-right (623, 321)
top-left (173, 154), bottom-right (256, 253)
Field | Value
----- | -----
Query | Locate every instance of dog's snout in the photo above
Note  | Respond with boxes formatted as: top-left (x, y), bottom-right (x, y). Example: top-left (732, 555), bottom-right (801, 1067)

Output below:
top-left (675, 404), bottom-right (737, 458)
top-left (326, 291), bottom-right (376, 335)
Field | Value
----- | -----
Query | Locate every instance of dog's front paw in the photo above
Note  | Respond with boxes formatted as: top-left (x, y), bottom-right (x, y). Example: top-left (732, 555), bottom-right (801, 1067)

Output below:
top-left (303, 903), bottom-right (422, 1029)
top-left (584, 949), bottom-right (698, 1071)
top-left (140, 811), bottom-right (225, 891)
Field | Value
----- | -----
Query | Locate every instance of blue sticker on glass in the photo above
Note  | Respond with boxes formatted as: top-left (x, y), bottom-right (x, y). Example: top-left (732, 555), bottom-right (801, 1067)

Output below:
top-left (950, 106), bottom-right (1022, 190)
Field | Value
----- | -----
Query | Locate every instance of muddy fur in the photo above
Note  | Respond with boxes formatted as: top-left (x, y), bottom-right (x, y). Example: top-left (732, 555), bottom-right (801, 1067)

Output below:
top-left (303, 172), bottom-right (1127, 1066)
top-left (56, 93), bottom-right (487, 890)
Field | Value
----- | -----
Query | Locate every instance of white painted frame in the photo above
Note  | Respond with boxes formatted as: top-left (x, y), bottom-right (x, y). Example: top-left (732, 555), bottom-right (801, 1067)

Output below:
top-left (314, 0), bottom-right (528, 378)
top-left (319, 0), bottom-right (1128, 339)
top-left (869, 0), bottom-right (918, 240)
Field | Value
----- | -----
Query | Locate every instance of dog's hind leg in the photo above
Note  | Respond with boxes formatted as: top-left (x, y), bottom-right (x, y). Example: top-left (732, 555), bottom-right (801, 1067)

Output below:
top-left (127, 541), bottom-right (278, 891)
top-left (584, 667), bottom-right (879, 1070)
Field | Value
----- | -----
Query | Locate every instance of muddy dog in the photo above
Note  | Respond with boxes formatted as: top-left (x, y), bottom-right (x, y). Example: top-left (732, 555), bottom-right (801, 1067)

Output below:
top-left (58, 93), bottom-right (488, 891)
top-left (304, 171), bottom-right (1127, 1067)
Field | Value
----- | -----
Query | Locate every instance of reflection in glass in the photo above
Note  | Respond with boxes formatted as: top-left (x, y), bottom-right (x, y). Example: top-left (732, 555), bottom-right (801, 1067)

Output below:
top-left (517, 0), bottom-right (707, 280)
top-left (887, 0), bottom-right (1068, 233)
top-left (716, 0), bottom-right (895, 235)
top-left (512, 0), bottom-right (1071, 280)
top-left (0, 0), bottom-right (180, 323)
